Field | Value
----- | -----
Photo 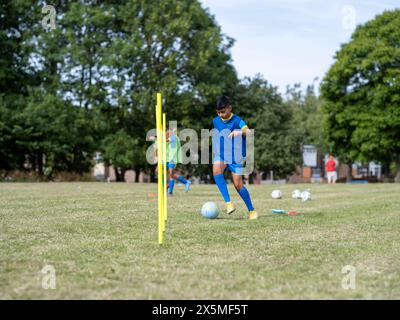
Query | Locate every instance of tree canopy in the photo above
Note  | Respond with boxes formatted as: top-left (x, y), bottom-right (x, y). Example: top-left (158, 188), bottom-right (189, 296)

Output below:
top-left (0, 0), bottom-right (239, 180)
top-left (10, 1), bottom-right (397, 182)
top-left (321, 9), bottom-right (400, 180)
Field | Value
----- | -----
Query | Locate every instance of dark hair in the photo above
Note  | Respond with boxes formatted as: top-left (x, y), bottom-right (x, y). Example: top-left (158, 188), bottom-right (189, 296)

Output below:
top-left (216, 95), bottom-right (231, 110)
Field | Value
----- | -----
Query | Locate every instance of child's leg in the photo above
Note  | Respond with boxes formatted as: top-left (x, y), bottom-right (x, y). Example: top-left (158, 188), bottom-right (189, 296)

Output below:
top-left (176, 174), bottom-right (188, 185)
top-left (175, 171), bottom-right (190, 192)
top-left (176, 172), bottom-right (191, 192)
top-left (168, 168), bottom-right (175, 194)
top-left (169, 168), bottom-right (190, 192)
top-left (232, 173), bottom-right (255, 212)
top-left (213, 162), bottom-right (231, 203)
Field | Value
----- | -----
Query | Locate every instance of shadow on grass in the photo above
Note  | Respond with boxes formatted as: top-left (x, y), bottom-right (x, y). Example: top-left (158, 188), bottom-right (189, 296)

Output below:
top-left (216, 216), bottom-right (244, 220)
top-left (216, 214), bottom-right (289, 220)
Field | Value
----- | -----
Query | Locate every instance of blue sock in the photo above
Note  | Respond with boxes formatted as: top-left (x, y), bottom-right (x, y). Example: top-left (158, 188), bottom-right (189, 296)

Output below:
top-left (168, 180), bottom-right (175, 194)
top-left (238, 187), bottom-right (254, 211)
top-left (214, 174), bottom-right (231, 203)
top-left (177, 175), bottom-right (188, 184)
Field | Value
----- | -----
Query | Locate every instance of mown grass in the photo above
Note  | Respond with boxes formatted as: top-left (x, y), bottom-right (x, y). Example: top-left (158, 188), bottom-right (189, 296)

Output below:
top-left (0, 182), bottom-right (399, 299)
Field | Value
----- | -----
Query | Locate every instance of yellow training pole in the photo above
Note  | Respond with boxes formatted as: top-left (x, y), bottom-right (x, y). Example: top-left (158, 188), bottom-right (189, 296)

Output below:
top-left (158, 95), bottom-right (165, 235)
top-left (156, 93), bottom-right (164, 245)
top-left (163, 113), bottom-right (168, 223)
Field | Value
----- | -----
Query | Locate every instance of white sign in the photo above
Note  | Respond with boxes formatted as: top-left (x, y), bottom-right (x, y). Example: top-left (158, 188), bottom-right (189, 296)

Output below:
top-left (303, 145), bottom-right (317, 167)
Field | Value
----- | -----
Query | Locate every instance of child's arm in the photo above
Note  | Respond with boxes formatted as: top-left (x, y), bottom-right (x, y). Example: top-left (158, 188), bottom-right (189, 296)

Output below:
top-left (228, 127), bottom-right (252, 137)
top-left (228, 118), bottom-right (252, 138)
top-left (241, 126), bottom-right (252, 136)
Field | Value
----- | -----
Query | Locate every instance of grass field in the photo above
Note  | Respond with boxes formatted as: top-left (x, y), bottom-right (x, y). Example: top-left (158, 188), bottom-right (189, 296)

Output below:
top-left (1, 182), bottom-right (399, 299)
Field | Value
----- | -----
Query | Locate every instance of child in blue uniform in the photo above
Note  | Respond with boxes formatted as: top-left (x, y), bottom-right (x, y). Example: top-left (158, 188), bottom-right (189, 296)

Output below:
top-left (212, 95), bottom-right (257, 220)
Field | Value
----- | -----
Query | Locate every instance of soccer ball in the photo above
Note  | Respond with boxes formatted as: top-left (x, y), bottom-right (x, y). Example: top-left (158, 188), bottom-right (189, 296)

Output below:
top-left (271, 190), bottom-right (282, 199)
top-left (201, 202), bottom-right (220, 219)
top-left (301, 191), bottom-right (311, 202)
top-left (292, 189), bottom-right (301, 199)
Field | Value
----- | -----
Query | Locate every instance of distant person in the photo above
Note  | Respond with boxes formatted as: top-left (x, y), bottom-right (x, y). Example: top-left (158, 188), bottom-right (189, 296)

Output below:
top-left (166, 129), bottom-right (191, 195)
top-left (153, 128), bottom-right (191, 195)
top-left (326, 155), bottom-right (337, 184)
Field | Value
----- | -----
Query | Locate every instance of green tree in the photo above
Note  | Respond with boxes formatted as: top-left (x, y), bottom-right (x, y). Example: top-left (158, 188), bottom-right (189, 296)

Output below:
top-left (234, 75), bottom-right (302, 179)
top-left (102, 130), bottom-right (140, 182)
top-left (0, 1), bottom-right (39, 174)
top-left (106, 0), bottom-right (237, 179)
top-left (285, 82), bottom-right (327, 179)
top-left (321, 10), bottom-right (400, 181)
top-left (34, 0), bottom-right (237, 180)
top-left (5, 1), bottom-right (99, 178)
top-left (0, 0), bottom-right (245, 182)
top-left (287, 82), bottom-right (327, 151)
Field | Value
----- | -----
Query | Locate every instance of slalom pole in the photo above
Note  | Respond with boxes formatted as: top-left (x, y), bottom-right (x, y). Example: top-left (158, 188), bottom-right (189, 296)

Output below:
top-left (163, 113), bottom-right (168, 224)
top-left (156, 93), bottom-right (164, 245)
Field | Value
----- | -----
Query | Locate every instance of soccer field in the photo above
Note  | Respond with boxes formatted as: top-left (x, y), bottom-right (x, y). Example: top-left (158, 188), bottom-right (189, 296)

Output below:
top-left (1, 182), bottom-right (399, 299)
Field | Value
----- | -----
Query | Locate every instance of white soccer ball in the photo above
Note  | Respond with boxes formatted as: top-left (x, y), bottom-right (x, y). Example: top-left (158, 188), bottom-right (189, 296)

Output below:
top-left (271, 190), bottom-right (282, 199)
top-left (301, 191), bottom-right (311, 202)
top-left (292, 189), bottom-right (301, 199)
top-left (201, 202), bottom-right (220, 219)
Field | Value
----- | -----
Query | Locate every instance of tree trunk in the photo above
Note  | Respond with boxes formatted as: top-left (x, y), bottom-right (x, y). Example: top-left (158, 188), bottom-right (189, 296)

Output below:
top-left (346, 163), bottom-right (352, 182)
top-left (104, 161), bottom-right (110, 181)
top-left (150, 167), bottom-right (156, 183)
top-left (395, 161), bottom-right (400, 183)
top-left (248, 173), bottom-right (254, 184)
top-left (134, 168), bottom-right (140, 183)
top-left (37, 152), bottom-right (44, 177)
top-left (120, 169), bottom-right (126, 182)
top-left (114, 167), bottom-right (121, 182)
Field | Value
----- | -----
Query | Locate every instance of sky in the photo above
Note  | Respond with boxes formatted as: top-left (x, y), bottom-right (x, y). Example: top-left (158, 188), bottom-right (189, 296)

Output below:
top-left (200, 0), bottom-right (399, 93)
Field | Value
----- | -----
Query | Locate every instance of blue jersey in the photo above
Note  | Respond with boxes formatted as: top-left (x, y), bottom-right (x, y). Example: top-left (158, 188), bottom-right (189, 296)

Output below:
top-left (212, 114), bottom-right (248, 164)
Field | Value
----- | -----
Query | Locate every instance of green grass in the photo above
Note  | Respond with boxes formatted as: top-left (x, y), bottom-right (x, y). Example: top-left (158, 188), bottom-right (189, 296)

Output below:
top-left (1, 182), bottom-right (399, 299)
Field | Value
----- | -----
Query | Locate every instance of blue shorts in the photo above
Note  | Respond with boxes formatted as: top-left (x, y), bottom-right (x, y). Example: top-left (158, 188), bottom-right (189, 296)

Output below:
top-left (213, 157), bottom-right (243, 175)
top-left (225, 163), bottom-right (243, 175)
top-left (167, 162), bottom-right (175, 169)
